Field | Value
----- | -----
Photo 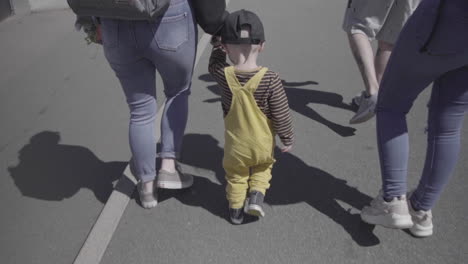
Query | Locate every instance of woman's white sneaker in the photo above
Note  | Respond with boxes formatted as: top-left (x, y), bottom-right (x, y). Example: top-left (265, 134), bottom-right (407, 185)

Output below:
top-left (408, 202), bottom-right (433, 237)
top-left (361, 190), bottom-right (413, 229)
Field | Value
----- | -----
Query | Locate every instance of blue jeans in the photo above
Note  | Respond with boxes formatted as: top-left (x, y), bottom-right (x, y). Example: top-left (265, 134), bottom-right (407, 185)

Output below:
top-left (376, 0), bottom-right (468, 211)
top-left (101, 0), bottom-right (197, 182)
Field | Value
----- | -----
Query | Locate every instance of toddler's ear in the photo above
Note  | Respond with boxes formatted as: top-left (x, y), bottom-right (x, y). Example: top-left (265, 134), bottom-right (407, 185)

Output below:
top-left (259, 42), bottom-right (266, 52)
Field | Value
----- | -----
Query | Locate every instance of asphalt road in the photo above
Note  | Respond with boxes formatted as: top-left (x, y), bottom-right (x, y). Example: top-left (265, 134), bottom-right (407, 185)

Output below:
top-left (1, 0), bottom-right (467, 263)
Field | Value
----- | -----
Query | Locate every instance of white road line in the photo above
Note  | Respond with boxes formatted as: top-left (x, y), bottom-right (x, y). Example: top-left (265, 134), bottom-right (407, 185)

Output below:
top-left (195, 33), bottom-right (212, 66)
top-left (73, 108), bottom-right (163, 264)
top-left (73, 0), bottom-right (230, 262)
top-left (73, 166), bottom-right (137, 264)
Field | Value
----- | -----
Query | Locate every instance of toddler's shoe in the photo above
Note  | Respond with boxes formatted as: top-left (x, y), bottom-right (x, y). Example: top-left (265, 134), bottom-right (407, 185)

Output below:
top-left (244, 191), bottom-right (265, 217)
top-left (229, 208), bottom-right (244, 225)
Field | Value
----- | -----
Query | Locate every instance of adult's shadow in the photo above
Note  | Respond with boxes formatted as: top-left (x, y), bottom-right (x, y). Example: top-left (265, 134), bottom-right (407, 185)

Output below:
top-left (157, 133), bottom-right (230, 221)
top-left (282, 80), bottom-right (357, 137)
top-left (8, 131), bottom-right (127, 203)
top-left (267, 149), bottom-right (379, 247)
top-left (199, 74), bottom-right (357, 137)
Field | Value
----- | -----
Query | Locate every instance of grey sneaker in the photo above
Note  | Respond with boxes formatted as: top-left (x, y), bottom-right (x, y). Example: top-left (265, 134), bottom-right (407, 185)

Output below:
top-left (350, 93), bottom-right (377, 124)
top-left (408, 200), bottom-right (433, 237)
top-left (137, 182), bottom-right (157, 209)
top-left (157, 166), bottom-right (193, 189)
top-left (244, 191), bottom-right (265, 217)
top-left (361, 190), bottom-right (413, 229)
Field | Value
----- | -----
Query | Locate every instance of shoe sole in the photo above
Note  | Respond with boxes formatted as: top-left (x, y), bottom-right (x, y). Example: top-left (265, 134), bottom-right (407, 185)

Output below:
top-left (230, 217), bottom-right (243, 225)
top-left (157, 179), bottom-right (193, 189)
top-left (245, 204), bottom-right (265, 217)
top-left (409, 224), bottom-right (433, 237)
top-left (361, 213), bottom-right (413, 229)
top-left (141, 200), bottom-right (158, 209)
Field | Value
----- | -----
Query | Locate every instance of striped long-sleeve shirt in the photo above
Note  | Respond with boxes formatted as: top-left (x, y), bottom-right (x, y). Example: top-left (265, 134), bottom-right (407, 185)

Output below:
top-left (208, 46), bottom-right (294, 146)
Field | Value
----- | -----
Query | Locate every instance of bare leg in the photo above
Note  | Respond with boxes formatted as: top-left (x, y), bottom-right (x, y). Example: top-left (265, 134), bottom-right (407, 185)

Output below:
top-left (142, 180), bottom-right (154, 192)
top-left (375, 40), bottom-right (393, 85)
top-left (348, 33), bottom-right (379, 96)
top-left (161, 158), bottom-right (176, 173)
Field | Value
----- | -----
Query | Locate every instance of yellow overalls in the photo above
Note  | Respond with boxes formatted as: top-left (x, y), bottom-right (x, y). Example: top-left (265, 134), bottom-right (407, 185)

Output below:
top-left (223, 66), bottom-right (276, 209)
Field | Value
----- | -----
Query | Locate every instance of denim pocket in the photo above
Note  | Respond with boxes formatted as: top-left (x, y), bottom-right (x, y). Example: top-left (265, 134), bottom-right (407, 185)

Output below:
top-left (155, 12), bottom-right (188, 51)
top-left (101, 19), bottom-right (119, 49)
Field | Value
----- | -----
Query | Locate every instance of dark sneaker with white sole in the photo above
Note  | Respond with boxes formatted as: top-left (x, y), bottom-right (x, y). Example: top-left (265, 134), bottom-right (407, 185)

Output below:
top-left (244, 191), bottom-right (265, 217)
top-left (229, 208), bottom-right (244, 225)
top-left (157, 165), bottom-right (193, 189)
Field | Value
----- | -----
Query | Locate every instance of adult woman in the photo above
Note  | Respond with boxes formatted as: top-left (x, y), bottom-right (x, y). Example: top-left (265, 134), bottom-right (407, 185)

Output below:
top-left (99, 0), bottom-right (226, 208)
top-left (361, 0), bottom-right (468, 237)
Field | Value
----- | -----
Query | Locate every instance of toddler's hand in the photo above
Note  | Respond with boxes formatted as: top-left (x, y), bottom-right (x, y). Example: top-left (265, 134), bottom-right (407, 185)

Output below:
top-left (281, 145), bottom-right (292, 153)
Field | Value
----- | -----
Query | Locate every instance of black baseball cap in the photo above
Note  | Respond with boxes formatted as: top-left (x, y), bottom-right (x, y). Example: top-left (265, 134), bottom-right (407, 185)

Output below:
top-left (220, 9), bottom-right (265, 45)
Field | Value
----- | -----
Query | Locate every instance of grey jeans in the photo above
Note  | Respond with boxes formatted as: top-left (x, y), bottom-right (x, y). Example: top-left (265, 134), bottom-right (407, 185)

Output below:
top-left (101, 0), bottom-right (197, 182)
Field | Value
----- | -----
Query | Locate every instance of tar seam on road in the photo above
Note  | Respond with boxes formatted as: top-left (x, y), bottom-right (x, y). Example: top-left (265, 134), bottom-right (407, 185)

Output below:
top-left (73, 1), bottom-right (230, 263)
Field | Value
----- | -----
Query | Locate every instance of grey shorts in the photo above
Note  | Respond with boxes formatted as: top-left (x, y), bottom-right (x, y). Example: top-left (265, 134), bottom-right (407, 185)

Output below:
top-left (342, 0), bottom-right (421, 44)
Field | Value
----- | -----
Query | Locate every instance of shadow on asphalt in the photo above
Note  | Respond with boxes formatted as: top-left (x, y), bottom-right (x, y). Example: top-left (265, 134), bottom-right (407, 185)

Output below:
top-left (9, 132), bottom-right (379, 246)
top-left (282, 83), bottom-right (357, 137)
top-left (8, 131), bottom-right (127, 203)
top-left (268, 148), bottom-right (379, 247)
top-left (159, 133), bottom-right (380, 247)
top-left (199, 74), bottom-right (357, 137)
